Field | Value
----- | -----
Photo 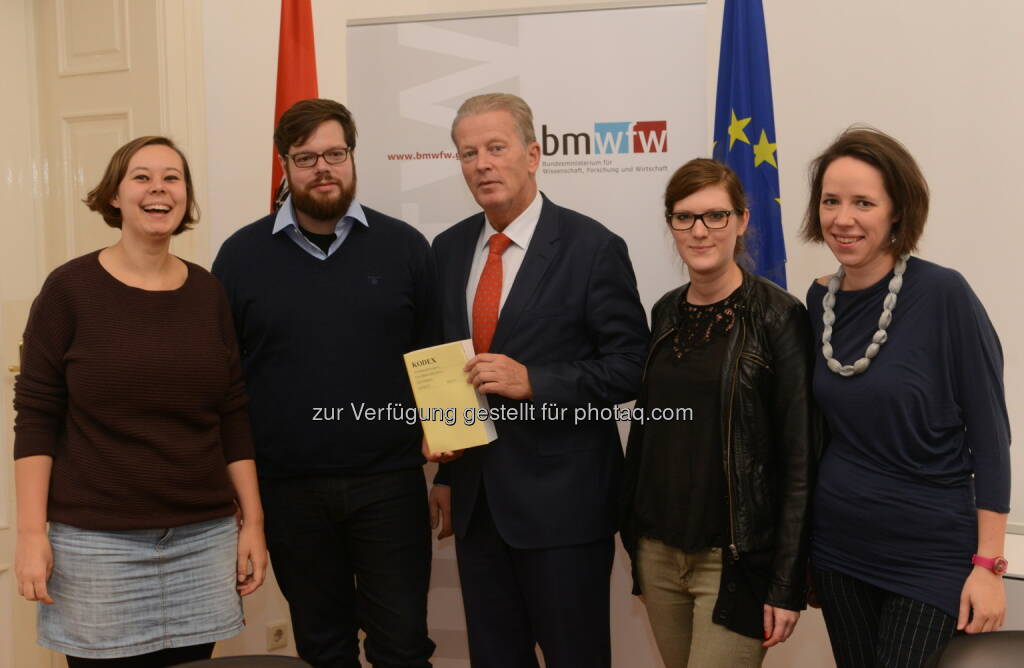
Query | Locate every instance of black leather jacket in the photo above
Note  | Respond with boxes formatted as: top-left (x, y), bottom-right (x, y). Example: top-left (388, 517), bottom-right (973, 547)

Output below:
top-left (622, 269), bottom-right (820, 619)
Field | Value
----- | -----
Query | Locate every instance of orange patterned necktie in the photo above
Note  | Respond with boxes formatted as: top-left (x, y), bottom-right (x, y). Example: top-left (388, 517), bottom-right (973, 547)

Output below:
top-left (472, 232), bottom-right (513, 354)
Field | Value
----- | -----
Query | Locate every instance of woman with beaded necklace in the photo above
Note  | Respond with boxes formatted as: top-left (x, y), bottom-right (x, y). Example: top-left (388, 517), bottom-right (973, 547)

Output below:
top-left (803, 128), bottom-right (1010, 668)
top-left (621, 158), bottom-right (817, 667)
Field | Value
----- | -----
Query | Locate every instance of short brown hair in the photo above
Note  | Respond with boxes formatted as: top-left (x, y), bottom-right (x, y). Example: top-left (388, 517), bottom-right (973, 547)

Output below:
top-left (84, 135), bottom-right (198, 235)
top-left (451, 93), bottom-right (537, 147)
top-left (801, 127), bottom-right (929, 257)
top-left (664, 158), bottom-right (748, 257)
top-left (274, 98), bottom-right (357, 156)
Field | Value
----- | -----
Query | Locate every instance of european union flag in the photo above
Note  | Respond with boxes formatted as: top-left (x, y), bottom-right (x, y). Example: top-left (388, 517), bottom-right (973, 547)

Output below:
top-left (712, 0), bottom-right (786, 288)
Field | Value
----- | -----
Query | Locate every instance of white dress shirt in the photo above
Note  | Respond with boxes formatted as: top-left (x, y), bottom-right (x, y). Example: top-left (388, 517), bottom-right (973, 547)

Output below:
top-left (271, 196), bottom-right (368, 259)
top-left (465, 192), bottom-right (543, 336)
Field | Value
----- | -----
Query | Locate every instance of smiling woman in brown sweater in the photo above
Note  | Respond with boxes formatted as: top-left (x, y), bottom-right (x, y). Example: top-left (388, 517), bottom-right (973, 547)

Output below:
top-left (13, 136), bottom-right (267, 668)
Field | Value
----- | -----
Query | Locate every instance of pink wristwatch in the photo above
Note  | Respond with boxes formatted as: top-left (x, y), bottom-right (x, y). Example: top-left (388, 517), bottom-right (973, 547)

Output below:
top-left (971, 554), bottom-right (1009, 575)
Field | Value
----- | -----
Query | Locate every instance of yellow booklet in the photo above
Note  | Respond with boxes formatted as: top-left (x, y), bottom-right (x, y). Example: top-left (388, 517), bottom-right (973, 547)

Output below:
top-left (403, 339), bottom-right (497, 454)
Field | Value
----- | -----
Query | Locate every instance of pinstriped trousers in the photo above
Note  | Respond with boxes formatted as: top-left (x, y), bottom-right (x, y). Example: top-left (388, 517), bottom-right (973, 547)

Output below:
top-left (814, 569), bottom-right (957, 668)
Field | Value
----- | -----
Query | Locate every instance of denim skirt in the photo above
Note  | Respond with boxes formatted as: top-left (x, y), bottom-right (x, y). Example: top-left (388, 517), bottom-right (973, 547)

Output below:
top-left (39, 515), bottom-right (243, 659)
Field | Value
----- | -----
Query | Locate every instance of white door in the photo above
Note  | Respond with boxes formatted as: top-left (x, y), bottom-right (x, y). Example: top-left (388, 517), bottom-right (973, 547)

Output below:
top-left (1, 2), bottom-right (207, 666)
top-left (1, 0), bottom-right (57, 663)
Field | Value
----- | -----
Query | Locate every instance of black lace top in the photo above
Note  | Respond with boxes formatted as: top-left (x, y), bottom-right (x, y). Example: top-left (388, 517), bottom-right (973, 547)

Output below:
top-left (632, 284), bottom-right (741, 552)
top-left (671, 287), bottom-right (742, 359)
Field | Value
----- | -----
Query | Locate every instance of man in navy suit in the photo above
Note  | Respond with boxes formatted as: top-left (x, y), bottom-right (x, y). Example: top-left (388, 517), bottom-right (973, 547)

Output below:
top-left (427, 93), bottom-right (649, 667)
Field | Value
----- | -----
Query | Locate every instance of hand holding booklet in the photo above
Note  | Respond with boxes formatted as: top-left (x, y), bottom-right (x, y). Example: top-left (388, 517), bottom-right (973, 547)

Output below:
top-left (403, 339), bottom-right (498, 454)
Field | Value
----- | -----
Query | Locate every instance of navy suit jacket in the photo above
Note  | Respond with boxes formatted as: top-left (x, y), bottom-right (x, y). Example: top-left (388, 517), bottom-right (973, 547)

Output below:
top-left (433, 194), bottom-right (649, 549)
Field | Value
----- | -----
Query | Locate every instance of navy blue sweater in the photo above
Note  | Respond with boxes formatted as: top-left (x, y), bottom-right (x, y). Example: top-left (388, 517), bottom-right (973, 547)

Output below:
top-left (212, 207), bottom-right (437, 478)
top-left (807, 257), bottom-right (1010, 617)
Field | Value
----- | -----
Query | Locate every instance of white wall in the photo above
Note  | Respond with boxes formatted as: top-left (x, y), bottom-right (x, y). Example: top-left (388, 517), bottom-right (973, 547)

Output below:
top-left (762, 0), bottom-right (1023, 526)
top-left (203, 0), bottom-right (1024, 664)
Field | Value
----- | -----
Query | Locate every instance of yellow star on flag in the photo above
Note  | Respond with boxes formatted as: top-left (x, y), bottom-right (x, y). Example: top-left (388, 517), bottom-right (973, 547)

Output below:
top-left (753, 129), bottom-right (778, 168)
top-left (727, 110), bottom-right (752, 150)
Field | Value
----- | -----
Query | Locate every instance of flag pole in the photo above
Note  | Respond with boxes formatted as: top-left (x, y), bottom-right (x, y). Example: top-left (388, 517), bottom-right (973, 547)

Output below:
top-left (271, 0), bottom-right (319, 212)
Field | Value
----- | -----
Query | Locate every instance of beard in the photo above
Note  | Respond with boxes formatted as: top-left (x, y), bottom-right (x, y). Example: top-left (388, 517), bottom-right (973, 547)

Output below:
top-left (289, 166), bottom-right (357, 223)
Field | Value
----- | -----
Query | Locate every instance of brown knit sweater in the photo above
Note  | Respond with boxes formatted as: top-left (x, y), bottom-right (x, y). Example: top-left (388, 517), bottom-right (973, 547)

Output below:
top-left (13, 250), bottom-right (254, 530)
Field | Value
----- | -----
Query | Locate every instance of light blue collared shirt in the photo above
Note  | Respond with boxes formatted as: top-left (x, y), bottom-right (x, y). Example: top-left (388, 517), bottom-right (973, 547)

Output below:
top-left (272, 196), bottom-right (368, 259)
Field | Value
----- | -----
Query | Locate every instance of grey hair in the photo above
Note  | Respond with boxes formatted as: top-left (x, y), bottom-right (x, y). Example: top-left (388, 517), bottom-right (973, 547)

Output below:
top-left (450, 93), bottom-right (537, 147)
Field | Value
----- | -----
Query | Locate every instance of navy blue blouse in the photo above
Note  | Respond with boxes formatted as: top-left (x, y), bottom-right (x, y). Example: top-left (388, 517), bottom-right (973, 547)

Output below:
top-left (807, 257), bottom-right (1010, 618)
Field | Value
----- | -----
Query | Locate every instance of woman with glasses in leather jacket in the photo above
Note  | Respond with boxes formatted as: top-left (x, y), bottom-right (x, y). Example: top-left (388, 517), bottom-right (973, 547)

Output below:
top-left (622, 158), bottom-right (818, 667)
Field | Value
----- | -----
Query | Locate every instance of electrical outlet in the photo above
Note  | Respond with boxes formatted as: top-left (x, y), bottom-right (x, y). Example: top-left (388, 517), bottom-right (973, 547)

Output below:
top-left (266, 620), bottom-right (289, 651)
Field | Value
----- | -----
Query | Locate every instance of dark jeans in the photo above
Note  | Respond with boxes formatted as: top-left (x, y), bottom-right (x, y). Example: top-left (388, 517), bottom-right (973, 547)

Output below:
top-left (814, 568), bottom-right (957, 668)
top-left (455, 488), bottom-right (614, 668)
top-left (260, 468), bottom-right (434, 668)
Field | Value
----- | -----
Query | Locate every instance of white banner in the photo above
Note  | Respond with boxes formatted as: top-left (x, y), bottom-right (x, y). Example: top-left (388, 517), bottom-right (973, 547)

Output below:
top-left (349, 5), bottom-right (705, 665)
top-left (348, 4), bottom-right (707, 314)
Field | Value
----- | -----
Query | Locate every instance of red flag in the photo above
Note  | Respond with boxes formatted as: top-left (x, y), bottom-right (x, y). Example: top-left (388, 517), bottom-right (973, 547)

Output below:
top-left (271, 0), bottom-right (318, 211)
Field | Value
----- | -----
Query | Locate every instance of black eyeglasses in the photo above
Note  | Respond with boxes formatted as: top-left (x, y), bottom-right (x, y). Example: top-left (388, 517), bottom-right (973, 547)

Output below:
top-left (285, 147), bottom-right (352, 168)
top-left (666, 209), bottom-right (739, 231)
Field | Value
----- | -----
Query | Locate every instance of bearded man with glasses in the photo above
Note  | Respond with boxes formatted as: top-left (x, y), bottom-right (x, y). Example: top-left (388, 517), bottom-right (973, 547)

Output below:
top-left (213, 98), bottom-right (437, 668)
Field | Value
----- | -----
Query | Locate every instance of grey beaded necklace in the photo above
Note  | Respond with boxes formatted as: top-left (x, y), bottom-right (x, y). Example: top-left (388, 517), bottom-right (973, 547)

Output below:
top-left (821, 254), bottom-right (910, 376)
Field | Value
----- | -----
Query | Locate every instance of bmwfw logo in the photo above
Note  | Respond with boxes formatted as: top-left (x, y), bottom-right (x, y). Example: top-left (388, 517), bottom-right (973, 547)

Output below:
top-left (542, 121), bottom-right (668, 156)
